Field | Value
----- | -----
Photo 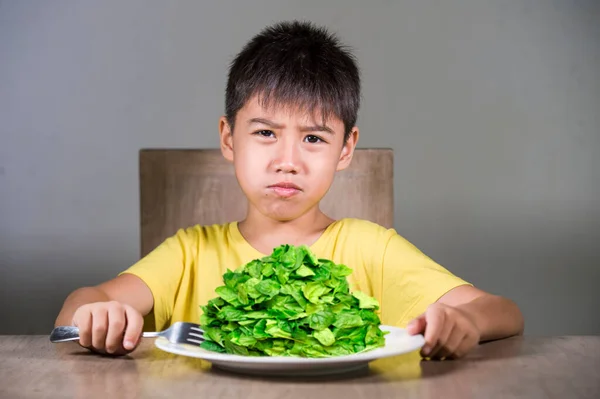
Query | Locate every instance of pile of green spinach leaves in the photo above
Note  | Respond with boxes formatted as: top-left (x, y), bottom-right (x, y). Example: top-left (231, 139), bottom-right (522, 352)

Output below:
top-left (199, 244), bottom-right (386, 357)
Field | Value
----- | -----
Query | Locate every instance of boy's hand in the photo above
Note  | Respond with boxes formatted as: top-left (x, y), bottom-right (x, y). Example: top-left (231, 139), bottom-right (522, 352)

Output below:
top-left (407, 303), bottom-right (480, 360)
top-left (71, 301), bottom-right (144, 356)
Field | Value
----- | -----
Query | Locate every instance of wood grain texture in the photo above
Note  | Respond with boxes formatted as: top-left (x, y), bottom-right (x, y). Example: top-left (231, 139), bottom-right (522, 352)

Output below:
top-left (1, 336), bottom-right (599, 398)
top-left (140, 148), bottom-right (394, 257)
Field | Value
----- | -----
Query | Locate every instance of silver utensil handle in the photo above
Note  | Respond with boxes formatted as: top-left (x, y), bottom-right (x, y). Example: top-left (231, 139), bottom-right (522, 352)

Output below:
top-left (50, 326), bottom-right (80, 342)
top-left (50, 326), bottom-right (160, 342)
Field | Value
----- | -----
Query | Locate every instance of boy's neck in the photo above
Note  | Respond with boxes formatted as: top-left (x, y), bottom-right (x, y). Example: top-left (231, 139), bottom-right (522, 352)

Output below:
top-left (237, 207), bottom-right (335, 254)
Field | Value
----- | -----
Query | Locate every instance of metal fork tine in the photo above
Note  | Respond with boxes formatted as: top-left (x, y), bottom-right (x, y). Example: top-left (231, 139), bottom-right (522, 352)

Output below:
top-left (166, 322), bottom-right (206, 346)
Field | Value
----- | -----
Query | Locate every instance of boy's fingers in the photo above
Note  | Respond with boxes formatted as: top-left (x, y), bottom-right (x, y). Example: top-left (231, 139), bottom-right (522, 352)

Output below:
top-left (91, 307), bottom-right (109, 350)
top-left (422, 306), bottom-right (445, 356)
top-left (406, 315), bottom-right (426, 335)
top-left (450, 332), bottom-right (478, 359)
top-left (123, 306), bottom-right (143, 351)
top-left (428, 320), bottom-right (454, 359)
top-left (74, 309), bottom-right (92, 348)
top-left (435, 328), bottom-right (462, 359)
top-left (447, 329), bottom-right (466, 356)
top-left (443, 334), bottom-right (468, 359)
top-left (105, 304), bottom-right (126, 354)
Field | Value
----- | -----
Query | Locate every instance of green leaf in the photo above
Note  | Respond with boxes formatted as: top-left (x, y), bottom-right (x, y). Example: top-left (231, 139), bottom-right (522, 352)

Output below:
top-left (352, 291), bottom-right (380, 309)
top-left (324, 278), bottom-right (347, 292)
top-left (270, 245), bottom-right (287, 261)
top-left (331, 302), bottom-right (350, 313)
top-left (313, 328), bottom-right (336, 346)
top-left (280, 283), bottom-right (308, 308)
top-left (245, 260), bottom-right (263, 279)
top-left (244, 278), bottom-right (262, 299)
top-left (275, 266), bottom-right (290, 285)
top-left (261, 263), bottom-right (275, 277)
top-left (256, 279), bottom-right (281, 297)
top-left (207, 297), bottom-right (225, 309)
top-left (268, 308), bottom-right (302, 320)
top-left (359, 309), bottom-right (381, 325)
top-left (302, 282), bottom-right (332, 304)
top-left (301, 246), bottom-right (319, 266)
top-left (224, 340), bottom-right (250, 356)
top-left (231, 333), bottom-right (257, 347)
top-left (200, 340), bottom-right (226, 353)
top-left (252, 319), bottom-right (271, 340)
top-left (244, 310), bottom-right (270, 319)
top-left (237, 283), bottom-right (249, 305)
top-left (199, 313), bottom-right (219, 327)
top-left (262, 339), bottom-right (288, 356)
top-left (307, 310), bottom-right (335, 331)
top-left (295, 264), bottom-right (315, 277)
top-left (283, 302), bottom-right (305, 314)
top-left (265, 319), bottom-right (292, 338)
top-left (334, 325), bottom-right (368, 341)
top-left (331, 264), bottom-right (353, 278)
top-left (221, 322), bottom-right (238, 332)
top-left (217, 306), bottom-right (246, 321)
top-left (325, 342), bottom-right (354, 356)
top-left (305, 303), bottom-right (325, 315)
top-left (291, 327), bottom-right (309, 342)
top-left (333, 311), bottom-right (364, 329)
top-left (215, 286), bottom-right (241, 306)
top-left (280, 247), bottom-right (299, 270)
top-left (335, 292), bottom-right (358, 307)
top-left (365, 324), bottom-right (384, 346)
top-left (300, 338), bottom-right (328, 357)
top-left (204, 327), bottom-right (225, 346)
top-left (312, 264), bottom-right (331, 282)
top-left (223, 270), bottom-right (249, 289)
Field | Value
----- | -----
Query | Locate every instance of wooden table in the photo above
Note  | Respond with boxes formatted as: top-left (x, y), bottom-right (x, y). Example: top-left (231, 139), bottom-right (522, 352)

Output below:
top-left (1, 335), bottom-right (599, 398)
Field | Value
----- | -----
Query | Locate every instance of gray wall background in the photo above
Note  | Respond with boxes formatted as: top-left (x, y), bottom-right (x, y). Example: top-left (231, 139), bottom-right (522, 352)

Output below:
top-left (1, 0), bottom-right (598, 335)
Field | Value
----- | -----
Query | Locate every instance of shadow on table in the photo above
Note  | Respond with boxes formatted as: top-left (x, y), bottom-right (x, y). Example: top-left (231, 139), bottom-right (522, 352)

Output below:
top-left (457, 336), bottom-right (531, 362)
top-left (54, 350), bottom-right (142, 399)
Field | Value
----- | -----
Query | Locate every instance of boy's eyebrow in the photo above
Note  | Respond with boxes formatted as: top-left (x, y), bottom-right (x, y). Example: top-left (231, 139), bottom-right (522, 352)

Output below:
top-left (248, 118), bottom-right (334, 134)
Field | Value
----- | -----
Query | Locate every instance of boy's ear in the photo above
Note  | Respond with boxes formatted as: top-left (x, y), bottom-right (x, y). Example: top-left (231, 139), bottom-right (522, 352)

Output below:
top-left (336, 127), bottom-right (359, 171)
top-left (219, 116), bottom-right (234, 162)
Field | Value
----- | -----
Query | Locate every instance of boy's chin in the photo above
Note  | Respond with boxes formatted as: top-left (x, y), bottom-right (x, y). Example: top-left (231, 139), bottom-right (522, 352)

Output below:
top-left (258, 203), bottom-right (319, 222)
top-left (261, 210), bottom-right (305, 222)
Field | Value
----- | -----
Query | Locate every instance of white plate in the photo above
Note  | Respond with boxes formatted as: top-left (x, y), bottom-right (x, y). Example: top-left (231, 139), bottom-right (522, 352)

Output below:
top-left (154, 325), bottom-right (424, 377)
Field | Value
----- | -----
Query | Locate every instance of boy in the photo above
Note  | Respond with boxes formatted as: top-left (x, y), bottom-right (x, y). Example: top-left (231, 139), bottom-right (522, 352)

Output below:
top-left (55, 21), bottom-right (524, 359)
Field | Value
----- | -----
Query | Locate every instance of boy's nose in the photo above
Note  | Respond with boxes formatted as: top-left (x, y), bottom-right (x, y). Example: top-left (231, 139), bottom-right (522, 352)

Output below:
top-left (273, 140), bottom-right (300, 174)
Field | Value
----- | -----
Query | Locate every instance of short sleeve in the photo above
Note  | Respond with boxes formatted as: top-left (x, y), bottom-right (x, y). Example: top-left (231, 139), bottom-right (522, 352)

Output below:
top-left (119, 229), bottom-right (189, 331)
top-left (380, 231), bottom-right (471, 327)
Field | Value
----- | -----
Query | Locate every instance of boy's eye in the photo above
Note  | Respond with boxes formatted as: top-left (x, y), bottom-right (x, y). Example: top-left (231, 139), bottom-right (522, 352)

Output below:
top-left (304, 135), bottom-right (324, 144)
top-left (255, 130), bottom-right (275, 138)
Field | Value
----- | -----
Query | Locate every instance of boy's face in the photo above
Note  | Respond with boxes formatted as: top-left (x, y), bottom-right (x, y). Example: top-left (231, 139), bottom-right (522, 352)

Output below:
top-left (219, 96), bottom-right (359, 222)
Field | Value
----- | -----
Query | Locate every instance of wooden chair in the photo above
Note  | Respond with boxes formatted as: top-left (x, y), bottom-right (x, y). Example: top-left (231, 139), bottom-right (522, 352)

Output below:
top-left (139, 148), bottom-right (394, 257)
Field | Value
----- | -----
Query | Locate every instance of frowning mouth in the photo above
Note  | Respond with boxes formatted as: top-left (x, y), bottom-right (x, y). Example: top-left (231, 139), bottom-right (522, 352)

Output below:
top-left (268, 182), bottom-right (302, 198)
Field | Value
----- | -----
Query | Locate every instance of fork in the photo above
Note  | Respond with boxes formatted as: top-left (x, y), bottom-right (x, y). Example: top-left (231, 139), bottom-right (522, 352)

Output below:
top-left (49, 321), bottom-right (205, 345)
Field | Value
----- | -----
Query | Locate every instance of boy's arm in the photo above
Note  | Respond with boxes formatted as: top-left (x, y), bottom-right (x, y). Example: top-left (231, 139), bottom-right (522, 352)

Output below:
top-left (407, 285), bottom-right (524, 359)
top-left (54, 274), bottom-right (154, 326)
top-left (437, 285), bottom-right (525, 341)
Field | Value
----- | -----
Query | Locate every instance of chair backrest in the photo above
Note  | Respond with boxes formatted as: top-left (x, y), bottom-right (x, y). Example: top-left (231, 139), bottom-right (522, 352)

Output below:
top-left (139, 148), bottom-right (393, 257)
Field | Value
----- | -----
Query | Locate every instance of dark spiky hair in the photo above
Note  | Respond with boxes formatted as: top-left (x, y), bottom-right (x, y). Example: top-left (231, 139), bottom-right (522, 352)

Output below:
top-left (225, 21), bottom-right (361, 138)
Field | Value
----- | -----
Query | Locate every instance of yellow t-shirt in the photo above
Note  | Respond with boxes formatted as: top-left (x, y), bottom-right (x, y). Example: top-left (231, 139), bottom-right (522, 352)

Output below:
top-left (121, 218), bottom-right (469, 332)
